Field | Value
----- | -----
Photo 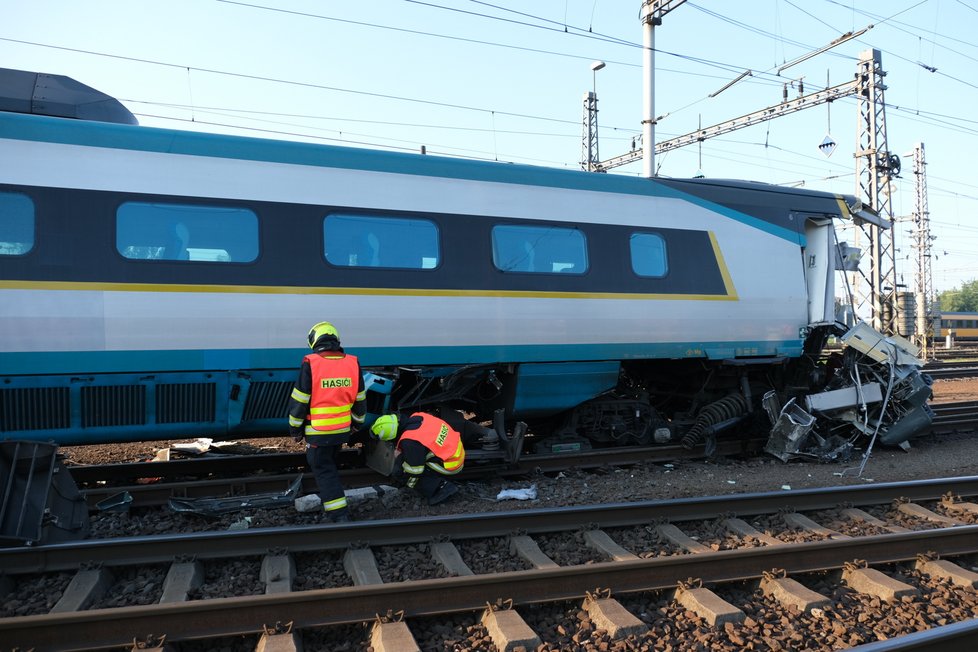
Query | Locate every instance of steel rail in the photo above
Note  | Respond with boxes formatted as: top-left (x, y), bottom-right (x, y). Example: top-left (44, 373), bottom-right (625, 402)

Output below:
top-left (925, 366), bottom-right (978, 380)
top-left (67, 401), bottom-right (973, 486)
top-left (75, 437), bottom-right (769, 507)
top-left (66, 399), bottom-right (978, 510)
top-left (79, 473), bottom-right (321, 509)
top-left (848, 619), bottom-right (978, 651)
top-left (6, 475), bottom-right (978, 573)
top-left (67, 437), bottom-right (765, 484)
top-left (68, 451), bottom-right (325, 485)
top-left (930, 401), bottom-right (978, 429)
top-left (923, 361), bottom-right (975, 369)
top-left (2, 525), bottom-right (977, 651)
top-left (68, 401), bottom-right (973, 500)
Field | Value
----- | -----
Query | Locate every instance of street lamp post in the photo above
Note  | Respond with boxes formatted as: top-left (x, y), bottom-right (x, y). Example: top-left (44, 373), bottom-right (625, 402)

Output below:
top-left (591, 60), bottom-right (606, 96)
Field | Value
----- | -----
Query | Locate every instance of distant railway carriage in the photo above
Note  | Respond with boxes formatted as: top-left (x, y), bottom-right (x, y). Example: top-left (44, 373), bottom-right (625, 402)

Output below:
top-left (938, 312), bottom-right (978, 340)
top-left (0, 68), bottom-right (932, 456)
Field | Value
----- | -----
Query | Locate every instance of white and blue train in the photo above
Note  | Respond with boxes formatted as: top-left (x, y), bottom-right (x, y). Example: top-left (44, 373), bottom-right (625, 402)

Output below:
top-left (0, 68), bottom-right (932, 454)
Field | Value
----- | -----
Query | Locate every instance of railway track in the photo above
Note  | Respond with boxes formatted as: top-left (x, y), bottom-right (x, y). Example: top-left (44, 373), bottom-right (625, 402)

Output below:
top-left (66, 400), bottom-right (978, 510)
top-left (3, 477), bottom-right (978, 650)
top-left (71, 436), bottom-right (769, 509)
top-left (927, 346), bottom-right (978, 362)
top-left (932, 400), bottom-right (978, 429)
top-left (922, 361), bottom-right (978, 380)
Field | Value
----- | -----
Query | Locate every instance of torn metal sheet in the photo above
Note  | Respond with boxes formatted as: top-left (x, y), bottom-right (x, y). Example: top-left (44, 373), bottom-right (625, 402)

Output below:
top-left (841, 322), bottom-right (922, 367)
top-left (763, 398), bottom-right (816, 462)
top-left (805, 383), bottom-right (883, 413)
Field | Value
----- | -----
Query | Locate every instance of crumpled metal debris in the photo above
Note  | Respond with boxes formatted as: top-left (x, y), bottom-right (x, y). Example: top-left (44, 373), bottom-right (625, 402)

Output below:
top-left (764, 322), bottom-right (933, 464)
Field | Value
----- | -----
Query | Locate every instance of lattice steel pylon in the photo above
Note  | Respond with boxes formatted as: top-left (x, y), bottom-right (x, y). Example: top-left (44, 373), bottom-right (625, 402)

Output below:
top-left (853, 48), bottom-right (900, 335)
top-left (910, 142), bottom-right (934, 357)
top-left (581, 91), bottom-right (600, 171)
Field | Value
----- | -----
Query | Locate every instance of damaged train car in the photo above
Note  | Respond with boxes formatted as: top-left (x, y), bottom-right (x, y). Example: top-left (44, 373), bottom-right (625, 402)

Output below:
top-left (0, 68), bottom-right (932, 460)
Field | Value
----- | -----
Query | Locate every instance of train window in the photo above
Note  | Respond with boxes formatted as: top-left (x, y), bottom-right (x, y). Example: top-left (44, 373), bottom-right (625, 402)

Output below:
top-left (0, 191), bottom-right (34, 255)
top-left (116, 202), bottom-right (258, 263)
top-left (492, 224), bottom-right (588, 274)
top-left (629, 233), bottom-right (668, 278)
top-left (323, 214), bottom-right (439, 269)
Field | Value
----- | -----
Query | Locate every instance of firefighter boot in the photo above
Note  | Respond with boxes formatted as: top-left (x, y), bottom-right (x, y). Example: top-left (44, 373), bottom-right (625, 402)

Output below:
top-left (428, 480), bottom-right (459, 506)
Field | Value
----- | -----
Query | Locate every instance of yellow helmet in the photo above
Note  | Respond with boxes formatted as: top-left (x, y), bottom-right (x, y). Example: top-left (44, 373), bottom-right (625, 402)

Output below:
top-left (307, 321), bottom-right (339, 348)
top-left (371, 414), bottom-right (399, 441)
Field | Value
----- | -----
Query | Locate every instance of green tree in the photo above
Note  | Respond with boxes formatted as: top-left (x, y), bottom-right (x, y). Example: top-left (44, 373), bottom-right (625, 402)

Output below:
top-left (938, 279), bottom-right (978, 312)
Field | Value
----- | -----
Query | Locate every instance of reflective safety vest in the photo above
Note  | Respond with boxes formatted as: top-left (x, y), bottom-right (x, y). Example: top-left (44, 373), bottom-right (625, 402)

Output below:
top-left (305, 352), bottom-right (359, 437)
top-left (398, 412), bottom-right (465, 472)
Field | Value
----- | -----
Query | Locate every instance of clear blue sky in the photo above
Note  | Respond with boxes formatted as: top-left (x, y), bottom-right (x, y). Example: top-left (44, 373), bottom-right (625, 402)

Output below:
top-left (2, 0), bottom-right (976, 294)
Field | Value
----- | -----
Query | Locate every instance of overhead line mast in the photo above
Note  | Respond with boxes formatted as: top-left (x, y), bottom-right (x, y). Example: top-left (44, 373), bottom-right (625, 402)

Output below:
top-left (640, 0), bottom-right (688, 178)
top-left (910, 143), bottom-right (934, 357)
top-left (582, 6), bottom-right (903, 336)
top-left (853, 49), bottom-right (900, 335)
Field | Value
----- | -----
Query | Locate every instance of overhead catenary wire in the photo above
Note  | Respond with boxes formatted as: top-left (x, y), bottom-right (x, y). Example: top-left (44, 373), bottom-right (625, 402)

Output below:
top-left (0, 36), bottom-right (590, 128)
top-left (2, 3), bottom-right (975, 179)
top-left (10, 2), bottom-right (970, 156)
top-left (133, 112), bottom-right (580, 168)
top-left (215, 0), bottom-right (642, 70)
top-left (123, 100), bottom-right (635, 141)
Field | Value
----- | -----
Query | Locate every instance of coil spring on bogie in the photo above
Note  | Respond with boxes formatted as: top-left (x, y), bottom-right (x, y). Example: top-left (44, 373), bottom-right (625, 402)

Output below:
top-left (680, 393), bottom-right (749, 449)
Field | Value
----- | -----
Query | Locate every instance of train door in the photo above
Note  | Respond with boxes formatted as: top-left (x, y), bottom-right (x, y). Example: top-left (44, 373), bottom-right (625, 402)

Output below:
top-left (801, 216), bottom-right (836, 326)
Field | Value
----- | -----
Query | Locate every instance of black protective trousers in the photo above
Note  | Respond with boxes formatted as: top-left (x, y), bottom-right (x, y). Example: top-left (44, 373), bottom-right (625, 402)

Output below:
top-left (306, 441), bottom-right (346, 512)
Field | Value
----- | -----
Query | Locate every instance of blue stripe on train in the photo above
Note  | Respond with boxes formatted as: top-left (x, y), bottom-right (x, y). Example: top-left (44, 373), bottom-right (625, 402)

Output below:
top-left (1, 340), bottom-right (804, 376)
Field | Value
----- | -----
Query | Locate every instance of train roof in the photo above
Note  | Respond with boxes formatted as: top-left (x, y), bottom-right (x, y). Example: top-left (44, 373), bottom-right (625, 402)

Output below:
top-left (658, 176), bottom-right (833, 197)
top-left (0, 69), bottom-right (877, 241)
top-left (0, 67), bottom-right (137, 125)
top-left (656, 177), bottom-right (888, 230)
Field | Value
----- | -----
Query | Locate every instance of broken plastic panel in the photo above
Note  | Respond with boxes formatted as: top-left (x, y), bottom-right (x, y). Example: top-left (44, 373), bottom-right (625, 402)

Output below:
top-left (880, 404), bottom-right (936, 446)
top-left (167, 475), bottom-right (303, 516)
top-left (0, 440), bottom-right (89, 546)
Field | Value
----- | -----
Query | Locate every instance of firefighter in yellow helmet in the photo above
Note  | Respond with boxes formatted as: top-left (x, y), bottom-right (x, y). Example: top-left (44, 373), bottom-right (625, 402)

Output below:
top-left (371, 410), bottom-right (499, 506)
top-left (287, 321), bottom-right (366, 523)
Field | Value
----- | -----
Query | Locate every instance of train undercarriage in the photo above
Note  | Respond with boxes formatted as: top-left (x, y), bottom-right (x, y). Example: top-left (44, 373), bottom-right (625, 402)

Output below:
top-left (367, 321), bottom-right (934, 465)
top-left (0, 320), bottom-right (932, 467)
